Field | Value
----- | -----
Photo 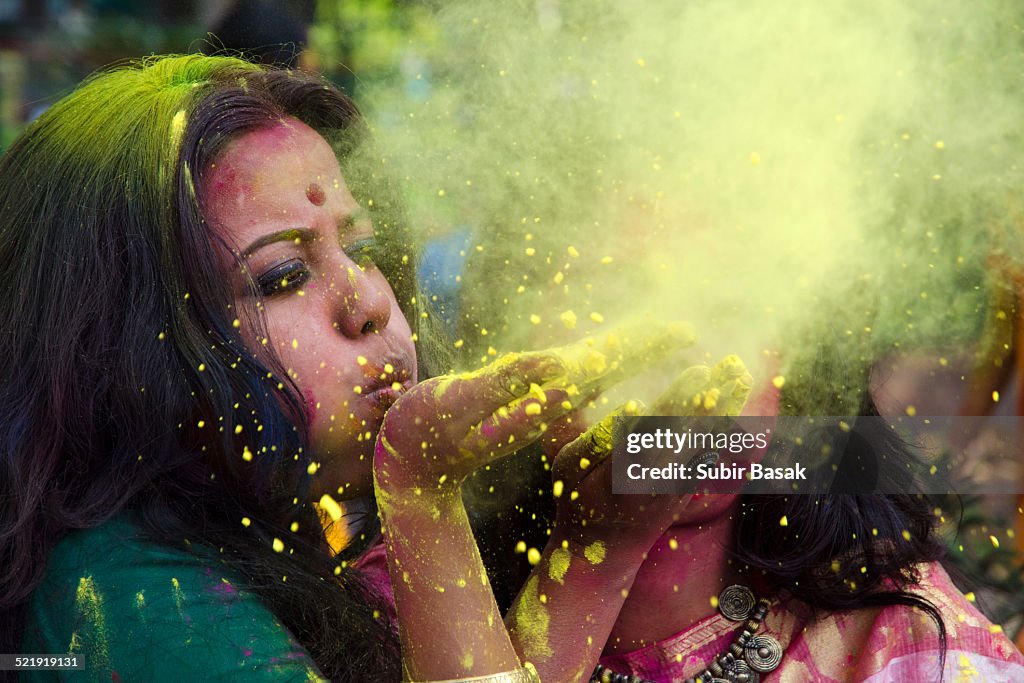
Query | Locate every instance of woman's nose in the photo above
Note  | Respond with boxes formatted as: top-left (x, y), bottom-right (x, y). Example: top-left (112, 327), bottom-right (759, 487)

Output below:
top-left (332, 264), bottom-right (393, 338)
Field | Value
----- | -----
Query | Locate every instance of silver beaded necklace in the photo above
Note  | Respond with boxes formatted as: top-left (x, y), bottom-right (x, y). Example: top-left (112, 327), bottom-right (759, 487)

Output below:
top-left (590, 585), bottom-right (784, 683)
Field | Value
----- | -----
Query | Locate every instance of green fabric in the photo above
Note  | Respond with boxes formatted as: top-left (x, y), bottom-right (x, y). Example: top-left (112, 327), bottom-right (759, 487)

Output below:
top-left (22, 516), bottom-right (326, 682)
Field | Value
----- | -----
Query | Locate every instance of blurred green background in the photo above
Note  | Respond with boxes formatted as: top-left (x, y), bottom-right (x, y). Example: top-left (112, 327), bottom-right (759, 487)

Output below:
top-left (0, 0), bottom-right (443, 150)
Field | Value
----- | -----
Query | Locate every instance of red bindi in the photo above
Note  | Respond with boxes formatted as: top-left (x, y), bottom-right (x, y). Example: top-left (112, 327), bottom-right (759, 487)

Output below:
top-left (305, 182), bottom-right (326, 206)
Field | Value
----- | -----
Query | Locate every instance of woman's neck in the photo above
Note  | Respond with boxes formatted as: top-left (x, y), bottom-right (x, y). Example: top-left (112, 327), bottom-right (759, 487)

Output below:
top-left (603, 496), bottom-right (741, 655)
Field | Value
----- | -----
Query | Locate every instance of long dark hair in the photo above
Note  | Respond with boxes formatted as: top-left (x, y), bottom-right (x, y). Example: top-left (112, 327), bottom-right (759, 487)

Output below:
top-left (0, 55), bottom-right (447, 681)
top-left (734, 340), bottom-right (947, 670)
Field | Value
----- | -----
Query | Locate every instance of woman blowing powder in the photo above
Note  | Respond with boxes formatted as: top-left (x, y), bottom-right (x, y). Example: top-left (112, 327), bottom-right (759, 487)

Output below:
top-left (1, 54), bottom-right (1021, 683)
top-left (0, 54), bottom-right (710, 682)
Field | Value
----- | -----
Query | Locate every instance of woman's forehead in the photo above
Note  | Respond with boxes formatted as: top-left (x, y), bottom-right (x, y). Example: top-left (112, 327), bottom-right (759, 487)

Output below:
top-left (213, 118), bottom-right (339, 180)
top-left (203, 118), bottom-right (348, 214)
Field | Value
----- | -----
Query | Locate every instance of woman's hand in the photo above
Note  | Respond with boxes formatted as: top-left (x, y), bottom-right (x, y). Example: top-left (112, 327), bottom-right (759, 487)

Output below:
top-left (371, 322), bottom-right (695, 681)
top-left (550, 354), bottom-right (754, 556)
top-left (506, 355), bottom-right (753, 681)
top-left (373, 322), bottom-right (695, 493)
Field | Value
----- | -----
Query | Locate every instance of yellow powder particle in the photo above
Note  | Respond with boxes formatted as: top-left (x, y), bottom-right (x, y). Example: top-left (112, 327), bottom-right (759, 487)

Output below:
top-left (454, 339), bottom-right (464, 348)
top-left (779, 515), bottom-right (789, 527)
top-left (525, 403), bottom-right (542, 416)
top-left (527, 547), bottom-right (542, 565)
top-left (589, 312), bottom-right (605, 324)
top-left (548, 547), bottom-right (571, 584)
top-left (241, 517), bottom-right (251, 527)
top-left (771, 375), bottom-right (786, 389)
top-left (600, 256), bottom-right (613, 264)
top-left (552, 480), bottom-right (564, 498)
top-left (530, 314), bottom-right (542, 325)
top-left (273, 538), bottom-right (285, 552)
top-left (583, 541), bottom-right (606, 564)
top-left (906, 405), bottom-right (917, 417)
top-left (553, 271), bottom-right (564, 284)
top-left (75, 576), bottom-right (110, 671)
top-left (567, 246), bottom-right (580, 258)
top-left (582, 350), bottom-right (607, 375)
top-left (511, 576), bottom-right (553, 658)
top-left (750, 151), bottom-right (761, 165)
top-left (232, 318), bottom-right (241, 328)
top-left (319, 494), bottom-right (343, 521)
top-left (169, 577), bottom-right (185, 618)
top-left (242, 446), bottom-right (253, 462)
top-left (515, 540), bottom-right (527, 553)
top-left (291, 339), bottom-right (298, 349)
top-left (702, 388), bottom-right (720, 410)
top-left (529, 383), bottom-right (548, 403)
top-left (525, 247), bottom-right (536, 256)
top-left (559, 310), bottom-right (577, 329)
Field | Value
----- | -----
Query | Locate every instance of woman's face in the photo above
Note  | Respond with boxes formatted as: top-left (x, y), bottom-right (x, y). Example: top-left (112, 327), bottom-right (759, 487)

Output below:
top-left (203, 117), bottom-right (417, 498)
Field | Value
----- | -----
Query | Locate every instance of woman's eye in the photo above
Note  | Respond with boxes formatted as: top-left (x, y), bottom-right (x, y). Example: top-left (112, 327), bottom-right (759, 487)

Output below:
top-left (345, 237), bottom-right (380, 269)
top-left (256, 259), bottom-right (309, 296)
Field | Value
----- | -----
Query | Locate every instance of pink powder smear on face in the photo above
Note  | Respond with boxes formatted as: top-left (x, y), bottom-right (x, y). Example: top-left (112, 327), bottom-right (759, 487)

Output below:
top-left (304, 391), bottom-right (318, 421)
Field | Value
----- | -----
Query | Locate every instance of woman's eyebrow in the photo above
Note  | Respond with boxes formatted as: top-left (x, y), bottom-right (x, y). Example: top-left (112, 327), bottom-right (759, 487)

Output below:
top-left (242, 227), bottom-right (317, 258)
top-left (339, 207), bottom-right (370, 234)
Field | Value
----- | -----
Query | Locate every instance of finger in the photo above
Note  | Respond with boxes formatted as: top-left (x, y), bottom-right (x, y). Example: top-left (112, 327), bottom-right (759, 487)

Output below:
top-left (650, 365), bottom-right (711, 415)
top-left (542, 321), bottom-right (697, 398)
top-left (461, 387), bottom-right (572, 461)
top-left (553, 400), bottom-right (645, 485)
top-left (706, 355), bottom-right (754, 416)
top-left (539, 410), bottom-right (588, 460)
top-left (431, 351), bottom-right (568, 426)
top-left (650, 355), bottom-right (754, 416)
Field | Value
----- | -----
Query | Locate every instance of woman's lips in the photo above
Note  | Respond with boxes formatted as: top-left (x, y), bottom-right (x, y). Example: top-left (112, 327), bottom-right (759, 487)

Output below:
top-left (358, 354), bottom-right (415, 410)
top-left (363, 382), bottom-right (410, 411)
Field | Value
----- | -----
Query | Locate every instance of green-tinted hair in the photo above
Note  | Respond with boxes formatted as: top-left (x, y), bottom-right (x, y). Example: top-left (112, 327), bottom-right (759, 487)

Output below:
top-left (0, 54), bottom-right (461, 679)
